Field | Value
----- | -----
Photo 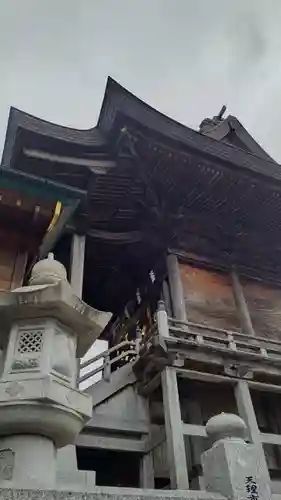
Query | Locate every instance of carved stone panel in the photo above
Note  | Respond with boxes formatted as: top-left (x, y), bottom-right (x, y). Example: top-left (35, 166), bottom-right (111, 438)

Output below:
top-left (9, 325), bottom-right (44, 374)
top-left (0, 449), bottom-right (14, 480)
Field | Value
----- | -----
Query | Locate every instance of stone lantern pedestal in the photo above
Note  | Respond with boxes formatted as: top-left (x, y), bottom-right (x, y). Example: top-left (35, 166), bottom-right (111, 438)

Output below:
top-left (202, 413), bottom-right (271, 500)
top-left (0, 254), bottom-right (111, 490)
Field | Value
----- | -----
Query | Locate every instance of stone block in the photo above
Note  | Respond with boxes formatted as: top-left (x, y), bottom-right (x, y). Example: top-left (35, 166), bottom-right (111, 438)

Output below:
top-left (0, 487), bottom-right (226, 500)
top-left (0, 376), bottom-right (92, 447)
top-left (202, 439), bottom-right (271, 500)
top-left (56, 445), bottom-right (96, 492)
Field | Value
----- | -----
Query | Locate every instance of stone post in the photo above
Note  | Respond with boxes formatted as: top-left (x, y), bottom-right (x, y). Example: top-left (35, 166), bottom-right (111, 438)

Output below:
top-left (202, 413), bottom-right (271, 500)
top-left (0, 253), bottom-right (111, 490)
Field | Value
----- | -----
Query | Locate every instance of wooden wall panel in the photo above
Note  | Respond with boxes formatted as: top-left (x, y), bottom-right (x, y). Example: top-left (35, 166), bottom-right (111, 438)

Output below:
top-left (0, 246), bottom-right (18, 291)
top-left (241, 278), bottom-right (281, 340)
top-left (0, 231), bottom-right (28, 291)
top-left (179, 263), bottom-right (241, 331)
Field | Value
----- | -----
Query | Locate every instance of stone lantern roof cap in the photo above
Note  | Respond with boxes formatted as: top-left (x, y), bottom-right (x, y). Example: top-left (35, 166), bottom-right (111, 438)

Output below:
top-left (29, 253), bottom-right (67, 286)
top-left (205, 413), bottom-right (247, 441)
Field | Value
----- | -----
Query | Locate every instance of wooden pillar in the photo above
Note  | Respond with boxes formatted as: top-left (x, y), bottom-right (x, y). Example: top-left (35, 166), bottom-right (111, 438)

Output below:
top-left (70, 233), bottom-right (86, 386)
top-left (161, 367), bottom-right (189, 489)
top-left (162, 279), bottom-right (172, 317)
top-left (235, 380), bottom-right (260, 445)
top-left (140, 449), bottom-right (154, 488)
top-left (235, 380), bottom-right (269, 478)
top-left (70, 234), bottom-right (86, 299)
top-left (11, 252), bottom-right (28, 289)
top-left (231, 270), bottom-right (255, 336)
top-left (166, 254), bottom-right (187, 322)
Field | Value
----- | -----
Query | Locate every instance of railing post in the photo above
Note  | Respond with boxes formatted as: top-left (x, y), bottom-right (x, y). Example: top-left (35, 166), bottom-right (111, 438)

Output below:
top-left (156, 300), bottom-right (170, 339)
top-left (103, 354), bottom-right (111, 382)
top-left (227, 333), bottom-right (237, 351)
top-left (135, 325), bottom-right (142, 355)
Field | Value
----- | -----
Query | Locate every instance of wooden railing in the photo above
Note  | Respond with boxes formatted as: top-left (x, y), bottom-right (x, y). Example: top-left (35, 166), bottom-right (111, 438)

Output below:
top-left (79, 340), bottom-right (139, 384)
top-left (79, 301), bottom-right (281, 386)
top-left (166, 315), bottom-right (281, 361)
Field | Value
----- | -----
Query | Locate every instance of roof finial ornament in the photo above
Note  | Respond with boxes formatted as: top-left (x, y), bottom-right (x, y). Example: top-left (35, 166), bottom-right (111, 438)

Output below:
top-left (217, 105), bottom-right (227, 121)
top-left (199, 104), bottom-right (227, 134)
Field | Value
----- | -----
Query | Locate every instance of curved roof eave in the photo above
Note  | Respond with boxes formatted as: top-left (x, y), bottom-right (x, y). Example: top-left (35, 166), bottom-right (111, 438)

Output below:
top-left (2, 106), bottom-right (107, 166)
top-left (98, 77), bottom-right (281, 184)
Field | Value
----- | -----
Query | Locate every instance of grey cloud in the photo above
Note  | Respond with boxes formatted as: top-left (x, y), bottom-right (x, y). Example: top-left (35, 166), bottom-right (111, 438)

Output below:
top-left (0, 0), bottom-right (281, 160)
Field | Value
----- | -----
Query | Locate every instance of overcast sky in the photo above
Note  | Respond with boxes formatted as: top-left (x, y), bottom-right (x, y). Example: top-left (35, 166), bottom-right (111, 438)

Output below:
top-left (1, 0), bottom-right (281, 160)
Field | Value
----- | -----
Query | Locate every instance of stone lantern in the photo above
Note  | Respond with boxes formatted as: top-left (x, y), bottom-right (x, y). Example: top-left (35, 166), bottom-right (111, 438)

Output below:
top-left (0, 253), bottom-right (111, 489)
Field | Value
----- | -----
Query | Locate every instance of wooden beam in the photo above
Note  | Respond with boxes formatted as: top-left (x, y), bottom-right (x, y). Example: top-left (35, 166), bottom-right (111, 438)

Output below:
top-left (231, 270), bottom-right (255, 336)
top-left (161, 367), bottom-right (189, 489)
top-left (176, 367), bottom-right (281, 395)
top-left (260, 433), bottom-right (281, 446)
top-left (24, 148), bottom-right (116, 173)
top-left (11, 252), bottom-right (28, 289)
top-left (145, 427), bottom-right (166, 453)
top-left (166, 253), bottom-right (187, 322)
top-left (39, 203), bottom-right (78, 259)
top-left (70, 233), bottom-right (86, 299)
top-left (182, 424), bottom-right (206, 438)
top-left (175, 368), bottom-right (236, 385)
top-left (85, 414), bottom-right (149, 434)
top-left (76, 433), bottom-right (146, 453)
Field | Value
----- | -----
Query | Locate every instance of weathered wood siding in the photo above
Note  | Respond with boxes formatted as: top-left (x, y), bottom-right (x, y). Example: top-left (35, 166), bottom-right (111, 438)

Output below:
top-left (0, 246), bottom-right (18, 290)
top-left (241, 278), bottom-right (281, 340)
top-left (179, 263), bottom-right (241, 332)
top-left (179, 261), bottom-right (281, 340)
top-left (0, 231), bottom-right (27, 291)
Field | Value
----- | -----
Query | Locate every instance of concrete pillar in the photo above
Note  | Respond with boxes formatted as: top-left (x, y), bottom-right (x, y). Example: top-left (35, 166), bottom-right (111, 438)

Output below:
top-left (0, 435), bottom-right (56, 489)
top-left (166, 254), bottom-right (187, 322)
top-left (202, 413), bottom-right (271, 500)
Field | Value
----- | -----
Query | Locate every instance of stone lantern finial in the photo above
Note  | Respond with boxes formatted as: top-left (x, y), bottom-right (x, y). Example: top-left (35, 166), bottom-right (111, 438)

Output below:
top-left (205, 412), bottom-right (247, 442)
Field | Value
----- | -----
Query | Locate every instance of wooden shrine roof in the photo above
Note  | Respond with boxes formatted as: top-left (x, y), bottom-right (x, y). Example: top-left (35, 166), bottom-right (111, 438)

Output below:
top-left (2, 77), bottom-right (281, 311)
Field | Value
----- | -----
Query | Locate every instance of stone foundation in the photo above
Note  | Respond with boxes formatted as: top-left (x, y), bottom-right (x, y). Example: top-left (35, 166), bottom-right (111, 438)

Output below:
top-left (0, 487), bottom-right (225, 500)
